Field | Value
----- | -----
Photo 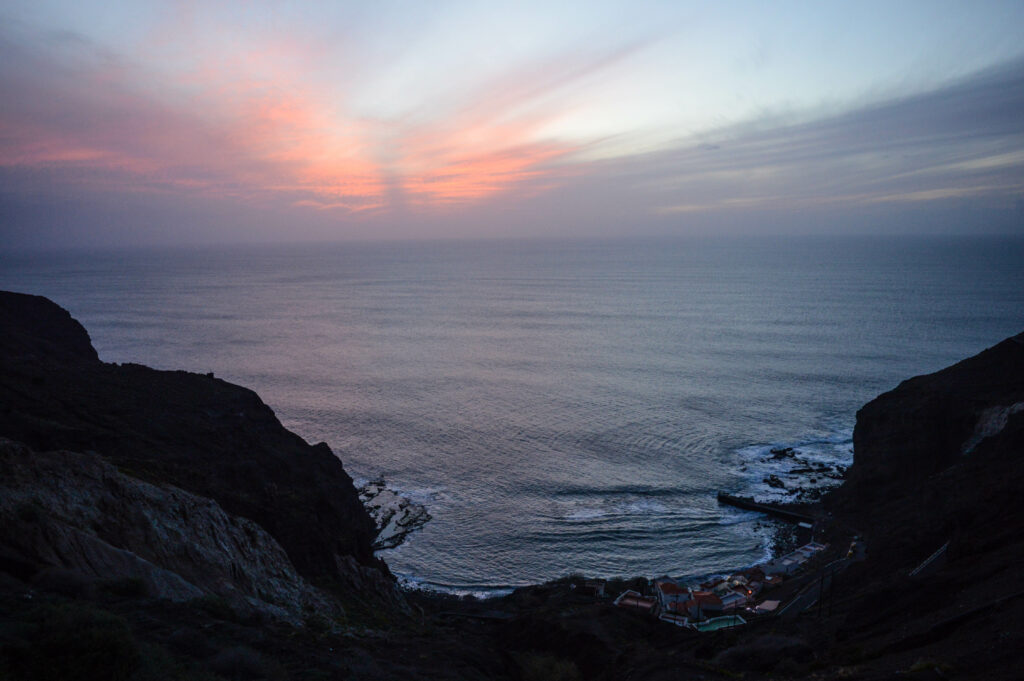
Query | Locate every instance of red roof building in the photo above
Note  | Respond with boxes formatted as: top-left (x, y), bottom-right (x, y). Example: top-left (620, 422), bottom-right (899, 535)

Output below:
top-left (613, 590), bottom-right (657, 614)
top-left (654, 579), bottom-right (690, 609)
top-left (682, 591), bottom-right (723, 618)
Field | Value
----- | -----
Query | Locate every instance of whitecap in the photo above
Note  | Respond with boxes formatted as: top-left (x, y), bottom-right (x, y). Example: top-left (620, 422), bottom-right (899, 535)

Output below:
top-left (622, 500), bottom-right (668, 515)
top-left (731, 423), bottom-right (854, 502)
top-left (395, 573), bottom-right (515, 600)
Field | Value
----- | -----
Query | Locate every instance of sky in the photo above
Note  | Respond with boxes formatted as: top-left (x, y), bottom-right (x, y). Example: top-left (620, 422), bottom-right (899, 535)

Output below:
top-left (1, 0), bottom-right (1023, 248)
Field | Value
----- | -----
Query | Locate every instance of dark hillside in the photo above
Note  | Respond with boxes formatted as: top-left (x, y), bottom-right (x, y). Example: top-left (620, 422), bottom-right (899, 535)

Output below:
top-left (2, 290), bottom-right (1022, 679)
top-left (0, 291), bottom-right (379, 585)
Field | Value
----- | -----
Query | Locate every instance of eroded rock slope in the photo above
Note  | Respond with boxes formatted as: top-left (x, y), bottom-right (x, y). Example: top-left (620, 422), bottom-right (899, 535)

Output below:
top-left (0, 291), bottom-right (396, 612)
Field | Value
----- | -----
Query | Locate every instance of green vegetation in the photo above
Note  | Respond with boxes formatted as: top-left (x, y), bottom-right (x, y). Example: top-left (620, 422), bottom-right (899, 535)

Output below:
top-left (208, 646), bottom-right (286, 681)
top-left (189, 596), bottom-right (241, 623)
top-left (14, 500), bottom-right (43, 524)
top-left (515, 652), bottom-right (581, 681)
top-left (101, 578), bottom-right (149, 599)
top-left (301, 613), bottom-right (331, 636)
top-left (0, 594), bottom-right (290, 681)
top-left (2, 603), bottom-right (140, 681)
top-left (908, 657), bottom-right (953, 675)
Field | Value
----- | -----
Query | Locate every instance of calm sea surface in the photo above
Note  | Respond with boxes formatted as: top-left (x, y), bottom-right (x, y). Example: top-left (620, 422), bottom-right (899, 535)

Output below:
top-left (2, 235), bottom-right (1022, 594)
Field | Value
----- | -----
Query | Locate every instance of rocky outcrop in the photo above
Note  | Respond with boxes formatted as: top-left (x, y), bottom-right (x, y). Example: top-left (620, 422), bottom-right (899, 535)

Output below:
top-left (846, 331), bottom-right (1024, 497)
top-left (358, 479), bottom-right (433, 550)
top-left (0, 291), bottom-right (98, 365)
top-left (1, 290), bottom-right (1022, 679)
top-left (831, 331), bottom-right (1024, 572)
top-left (0, 290), bottom-right (393, 607)
top-left (0, 438), bottom-right (336, 622)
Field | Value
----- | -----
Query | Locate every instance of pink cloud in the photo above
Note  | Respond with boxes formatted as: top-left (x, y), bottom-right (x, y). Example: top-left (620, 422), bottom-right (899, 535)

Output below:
top-left (0, 33), bottom-right (382, 211)
top-left (0, 20), bottom-right (651, 226)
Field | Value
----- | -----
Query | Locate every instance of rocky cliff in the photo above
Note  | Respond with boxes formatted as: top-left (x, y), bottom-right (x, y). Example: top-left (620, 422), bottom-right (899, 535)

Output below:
top-left (0, 291), bottom-right (396, 613)
top-left (831, 332), bottom-right (1024, 574)
top-left (0, 438), bottom-right (337, 623)
top-left (3, 290), bottom-right (1022, 680)
top-left (847, 331), bottom-right (1024, 493)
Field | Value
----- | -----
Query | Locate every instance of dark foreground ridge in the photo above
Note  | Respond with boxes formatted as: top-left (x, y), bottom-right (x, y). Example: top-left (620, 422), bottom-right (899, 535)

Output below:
top-left (0, 292), bottom-right (394, 611)
top-left (1, 290), bottom-right (1022, 680)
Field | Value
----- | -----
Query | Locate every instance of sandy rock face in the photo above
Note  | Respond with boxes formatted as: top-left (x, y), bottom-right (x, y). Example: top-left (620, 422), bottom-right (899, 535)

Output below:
top-left (0, 438), bottom-right (336, 622)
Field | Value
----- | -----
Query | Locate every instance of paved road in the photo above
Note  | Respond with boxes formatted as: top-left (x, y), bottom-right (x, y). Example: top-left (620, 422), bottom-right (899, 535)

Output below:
top-left (778, 553), bottom-right (858, 619)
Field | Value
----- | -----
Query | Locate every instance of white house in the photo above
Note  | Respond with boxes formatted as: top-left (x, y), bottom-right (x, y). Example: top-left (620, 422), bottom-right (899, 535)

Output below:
top-left (653, 578), bottom-right (689, 610)
top-left (718, 590), bottom-right (747, 611)
top-left (762, 542), bottom-right (829, 575)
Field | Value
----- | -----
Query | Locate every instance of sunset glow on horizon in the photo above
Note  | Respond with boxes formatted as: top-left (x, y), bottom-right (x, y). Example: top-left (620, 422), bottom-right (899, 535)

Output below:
top-left (2, 1), bottom-right (1023, 247)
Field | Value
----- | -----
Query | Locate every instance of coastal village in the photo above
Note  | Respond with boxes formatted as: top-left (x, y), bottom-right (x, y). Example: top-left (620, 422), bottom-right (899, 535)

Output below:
top-left (555, 443), bottom-right (864, 634)
top-left (360, 469), bottom-right (857, 635)
top-left (558, 480), bottom-right (867, 634)
top-left (394, 436), bottom-right (863, 638)
top-left (604, 539), bottom-right (832, 632)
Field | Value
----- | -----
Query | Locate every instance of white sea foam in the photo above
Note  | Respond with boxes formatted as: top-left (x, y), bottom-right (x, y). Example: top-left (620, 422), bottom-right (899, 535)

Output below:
top-left (623, 500), bottom-right (668, 515)
top-left (564, 498), bottom-right (670, 521)
top-left (386, 484), bottom-right (450, 505)
top-left (395, 573), bottom-right (515, 600)
top-left (717, 508), bottom-right (762, 526)
top-left (733, 425), bottom-right (853, 503)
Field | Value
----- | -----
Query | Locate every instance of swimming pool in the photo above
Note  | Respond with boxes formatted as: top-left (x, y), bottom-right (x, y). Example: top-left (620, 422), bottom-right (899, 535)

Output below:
top-left (692, 615), bottom-right (746, 632)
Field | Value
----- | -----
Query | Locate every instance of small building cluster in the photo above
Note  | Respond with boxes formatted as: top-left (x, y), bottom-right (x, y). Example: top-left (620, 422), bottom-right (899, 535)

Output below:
top-left (610, 542), bottom-right (828, 631)
top-left (760, 541), bottom-right (827, 576)
top-left (612, 589), bottom-right (656, 614)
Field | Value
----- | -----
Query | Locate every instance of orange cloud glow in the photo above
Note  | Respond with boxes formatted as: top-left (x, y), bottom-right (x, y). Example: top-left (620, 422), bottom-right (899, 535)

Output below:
top-left (0, 49), bottom-right (582, 216)
top-left (400, 142), bottom-right (571, 205)
top-left (1, 23), bottom-right (652, 229)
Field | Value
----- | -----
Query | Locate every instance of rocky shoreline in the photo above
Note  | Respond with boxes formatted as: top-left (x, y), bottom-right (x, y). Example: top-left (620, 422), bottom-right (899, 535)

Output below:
top-left (357, 479), bottom-right (433, 551)
top-left (738, 439), bottom-right (852, 504)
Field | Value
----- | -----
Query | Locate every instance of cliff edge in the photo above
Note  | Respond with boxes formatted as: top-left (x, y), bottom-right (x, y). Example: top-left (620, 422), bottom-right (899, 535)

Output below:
top-left (2, 291), bottom-right (1022, 679)
top-left (0, 291), bottom-right (392, 610)
top-left (830, 332), bottom-right (1024, 573)
top-left (848, 331), bottom-right (1024, 492)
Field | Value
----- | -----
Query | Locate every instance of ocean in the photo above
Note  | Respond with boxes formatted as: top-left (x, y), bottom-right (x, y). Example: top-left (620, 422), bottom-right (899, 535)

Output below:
top-left (2, 235), bottom-right (1022, 595)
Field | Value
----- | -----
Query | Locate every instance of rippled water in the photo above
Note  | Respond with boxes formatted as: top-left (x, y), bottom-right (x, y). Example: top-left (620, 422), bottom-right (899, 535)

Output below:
top-left (2, 235), bottom-right (1022, 594)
